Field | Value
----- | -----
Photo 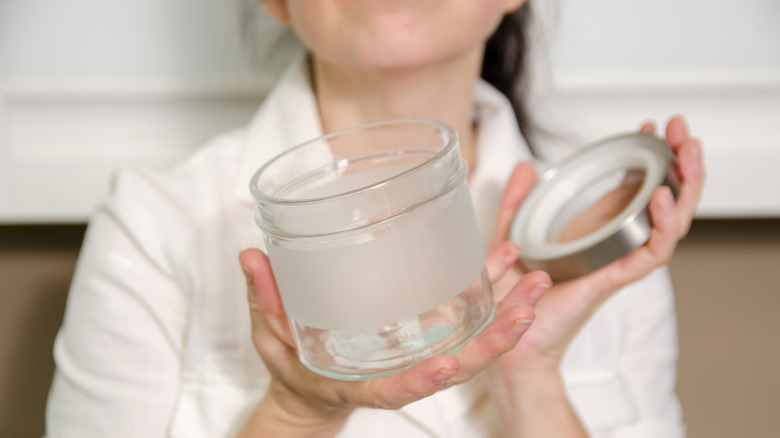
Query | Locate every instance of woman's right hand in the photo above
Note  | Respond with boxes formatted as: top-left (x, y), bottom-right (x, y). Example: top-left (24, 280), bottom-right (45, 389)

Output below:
top-left (236, 245), bottom-right (551, 437)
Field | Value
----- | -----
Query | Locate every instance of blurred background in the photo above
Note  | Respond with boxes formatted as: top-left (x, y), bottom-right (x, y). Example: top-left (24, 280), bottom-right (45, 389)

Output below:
top-left (1, 0), bottom-right (779, 436)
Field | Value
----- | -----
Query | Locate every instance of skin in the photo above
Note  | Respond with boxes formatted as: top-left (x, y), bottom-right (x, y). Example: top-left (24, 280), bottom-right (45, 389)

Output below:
top-left (262, 0), bottom-right (525, 174)
top-left (237, 1), bottom-right (706, 436)
top-left (486, 120), bottom-right (704, 435)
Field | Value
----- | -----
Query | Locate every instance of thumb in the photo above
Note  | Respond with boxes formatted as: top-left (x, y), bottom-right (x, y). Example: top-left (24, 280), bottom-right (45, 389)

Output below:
top-left (239, 248), bottom-right (296, 348)
top-left (491, 162), bottom-right (537, 249)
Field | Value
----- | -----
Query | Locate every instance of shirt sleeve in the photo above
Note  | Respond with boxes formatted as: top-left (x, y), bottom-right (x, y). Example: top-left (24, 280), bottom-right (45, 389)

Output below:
top-left (45, 169), bottom-right (193, 437)
top-left (610, 266), bottom-right (686, 438)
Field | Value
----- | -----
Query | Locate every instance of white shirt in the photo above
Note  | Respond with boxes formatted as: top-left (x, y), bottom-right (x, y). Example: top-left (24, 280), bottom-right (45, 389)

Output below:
top-left (46, 57), bottom-right (684, 438)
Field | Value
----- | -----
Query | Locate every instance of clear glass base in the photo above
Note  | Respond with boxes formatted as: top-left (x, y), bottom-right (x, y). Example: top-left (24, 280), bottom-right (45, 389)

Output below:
top-left (290, 269), bottom-right (495, 380)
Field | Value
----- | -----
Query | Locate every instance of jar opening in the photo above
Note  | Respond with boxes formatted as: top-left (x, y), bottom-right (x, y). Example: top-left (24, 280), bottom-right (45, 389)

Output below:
top-left (249, 119), bottom-right (467, 237)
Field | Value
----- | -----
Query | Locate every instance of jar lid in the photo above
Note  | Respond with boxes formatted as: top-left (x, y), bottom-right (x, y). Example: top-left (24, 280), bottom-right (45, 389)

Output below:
top-left (509, 133), bottom-right (678, 281)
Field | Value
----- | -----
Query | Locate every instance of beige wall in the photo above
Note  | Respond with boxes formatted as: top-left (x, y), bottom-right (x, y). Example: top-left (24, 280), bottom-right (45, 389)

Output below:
top-left (0, 225), bottom-right (83, 438)
top-left (1, 221), bottom-right (778, 437)
top-left (670, 219), bottom-right (780, 437)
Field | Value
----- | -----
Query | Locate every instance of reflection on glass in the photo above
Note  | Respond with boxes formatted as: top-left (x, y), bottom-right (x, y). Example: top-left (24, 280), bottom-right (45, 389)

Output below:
top-left (548, 169), bottom-right (645, 243)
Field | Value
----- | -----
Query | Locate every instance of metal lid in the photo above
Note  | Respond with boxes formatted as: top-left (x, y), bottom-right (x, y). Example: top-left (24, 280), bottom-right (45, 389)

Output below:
top-left (510, 133), bottom-right (678, 281)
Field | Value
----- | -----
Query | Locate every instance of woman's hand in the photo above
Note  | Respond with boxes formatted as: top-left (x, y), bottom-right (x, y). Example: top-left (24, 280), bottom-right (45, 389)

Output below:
top-left (493, 116), bottom-right (703, 373)
top-left (485, 116), bottom-right (704, 436)
top-left (237, 244), bottom-right (551, 437)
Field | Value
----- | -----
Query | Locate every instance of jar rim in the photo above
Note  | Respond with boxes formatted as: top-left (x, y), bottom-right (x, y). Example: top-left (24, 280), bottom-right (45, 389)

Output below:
top-left (248, 118), bottom-right (459, 206)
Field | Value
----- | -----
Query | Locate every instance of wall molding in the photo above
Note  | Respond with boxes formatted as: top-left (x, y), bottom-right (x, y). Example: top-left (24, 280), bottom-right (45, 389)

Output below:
top-left (552, 68), bottom-right (780, 92)
top-left (0, 76), bottom-right (273, 223)
top-left (0, 75), bottom-right (275, 99)
top-left (1, 69), bottom-right (779, 222)
top-left (544, 68), bottom-right (780, 218)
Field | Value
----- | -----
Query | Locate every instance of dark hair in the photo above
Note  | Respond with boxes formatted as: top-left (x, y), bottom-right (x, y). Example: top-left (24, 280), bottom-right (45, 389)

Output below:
top-left (481, 4), bottom-right (534, 154)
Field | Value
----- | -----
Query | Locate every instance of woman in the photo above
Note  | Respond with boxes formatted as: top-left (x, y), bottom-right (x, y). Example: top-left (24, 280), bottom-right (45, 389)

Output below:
top-left (46, 1), bottom-right (704, 437)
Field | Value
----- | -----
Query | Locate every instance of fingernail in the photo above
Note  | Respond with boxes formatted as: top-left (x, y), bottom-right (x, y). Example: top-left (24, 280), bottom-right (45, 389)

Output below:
top-left (528, 282), bottom-right (551, 305)
top-left (504, 245), bottom-right (521, 266)
top-left (510, 318), bottom-right (534, 339)
top-left (432, 369), bottom-right (456, 386)
top-left (241, 265), bottom-right (254, 286)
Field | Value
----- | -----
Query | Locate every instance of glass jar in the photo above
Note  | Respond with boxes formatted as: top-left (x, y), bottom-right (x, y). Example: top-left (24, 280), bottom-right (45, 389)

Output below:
top-left (250, 119), bottom-right (493, 380)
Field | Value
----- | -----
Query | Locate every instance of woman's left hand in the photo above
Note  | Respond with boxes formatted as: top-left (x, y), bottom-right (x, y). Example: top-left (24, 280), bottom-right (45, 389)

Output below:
top-left (489, 115), bottom-right (705, 375)
top-left (480, 116), bottom-right (703, 436)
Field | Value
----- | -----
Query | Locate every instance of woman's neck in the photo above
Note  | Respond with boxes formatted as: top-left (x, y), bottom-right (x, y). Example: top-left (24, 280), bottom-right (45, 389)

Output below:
top-left (310, 49), bottom-right (484, 172)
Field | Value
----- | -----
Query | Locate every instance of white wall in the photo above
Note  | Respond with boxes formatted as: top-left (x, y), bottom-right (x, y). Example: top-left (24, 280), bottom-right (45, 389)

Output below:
top-left (551, 0), bottom-right (780, 70)
top-left (543, 0), bottom-right (780, 218)
top-left (0, 0), bottom-right (261, 78)
top-left (0, 0), bottom-right (283, 222)
top-left (1, 0), bottom-right (778, 222)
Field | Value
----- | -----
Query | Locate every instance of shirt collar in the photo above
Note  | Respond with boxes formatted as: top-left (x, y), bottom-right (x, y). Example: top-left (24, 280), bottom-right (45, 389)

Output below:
top-left (232, 58), bottom-right (534, 202)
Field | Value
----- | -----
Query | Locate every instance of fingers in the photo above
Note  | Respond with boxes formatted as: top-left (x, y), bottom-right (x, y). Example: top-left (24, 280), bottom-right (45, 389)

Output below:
top-left (598, 185), bottom-right (677, 289)
top-left (673, 142), bottom-right (703, 237)
top-left (237, 247), bottom-right (540, 414)
top-left (665, 116), bottom-right (688, 148)
top-left (666, 117), bottom-right (705, 238)
top-left (353, 271), bottom-right (551, 408)
top-left (570, 125), bottom-right (699, 299)
top-left (640, 117), bottom-right (705, 239)
top-left (491, 162), bottom-right (537, 249)
top-left (648, 186), bottom-right (678, 246)
top-left (357, 354), bottom-right (460, 410)
top-left (485, 241), bottom-right (521, 283)
top-left (637, 185), bottom-right (678, 264)
top-left (497, 270), bottom-right (552, 310)
top-left (239, 248), bottom-right (296, 348)
top-left (450, 271), bottom-right (551, 384)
